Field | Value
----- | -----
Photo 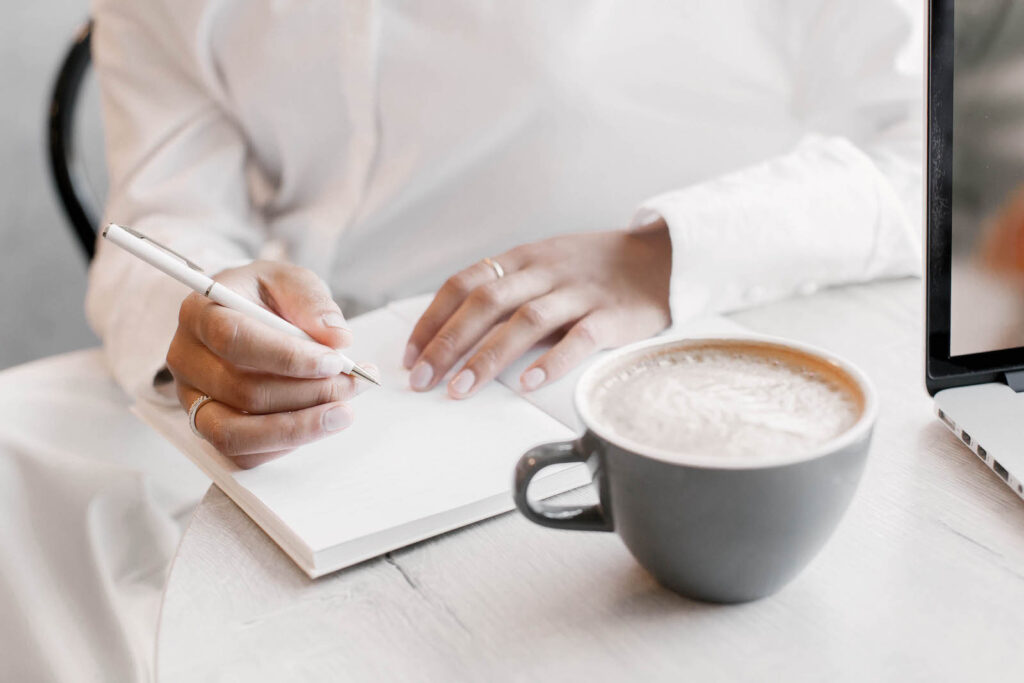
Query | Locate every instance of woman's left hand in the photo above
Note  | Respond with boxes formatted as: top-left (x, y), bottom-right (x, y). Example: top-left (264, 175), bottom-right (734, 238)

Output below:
top-left (403, 219), bottom-right (673, 398)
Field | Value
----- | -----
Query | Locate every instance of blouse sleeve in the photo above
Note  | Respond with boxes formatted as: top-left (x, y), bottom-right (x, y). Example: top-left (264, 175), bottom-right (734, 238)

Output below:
top-left (86, 0), bottom-right (263, 402)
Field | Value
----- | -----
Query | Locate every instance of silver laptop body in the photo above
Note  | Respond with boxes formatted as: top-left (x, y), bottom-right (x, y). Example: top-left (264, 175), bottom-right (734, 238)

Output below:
top-left (927, 0), bottom-right (1024, 502)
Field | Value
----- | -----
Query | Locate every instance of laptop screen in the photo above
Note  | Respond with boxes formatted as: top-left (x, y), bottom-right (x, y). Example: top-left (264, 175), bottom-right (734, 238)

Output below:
top-left (949, 1), bottom-right (1024, 356)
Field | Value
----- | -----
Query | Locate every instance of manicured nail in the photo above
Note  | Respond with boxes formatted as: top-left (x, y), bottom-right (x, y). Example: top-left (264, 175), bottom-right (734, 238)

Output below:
top-left (318, 353), bottom-right (346, 376)
top-left (409, 361), bottom-right (434, 391)
top-left (322, 405), bottom-right (353, 432)
top-left (322, 312), bottom-right (349, 330)
top-left (450, 369), bottom-right (476, 397)
top-left (403, 342), bottom-right (420, 370)
top-left (521, 367), bottom-right (546, 391)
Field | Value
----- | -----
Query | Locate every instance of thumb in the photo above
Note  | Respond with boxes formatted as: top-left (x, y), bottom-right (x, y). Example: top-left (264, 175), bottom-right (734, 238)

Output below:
top-left (260, 264), bottom-right (352, 350)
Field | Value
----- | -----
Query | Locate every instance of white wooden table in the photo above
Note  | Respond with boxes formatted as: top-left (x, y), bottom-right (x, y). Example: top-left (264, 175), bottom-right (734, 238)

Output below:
top-left (156, 280), bottom-right (1024, 682)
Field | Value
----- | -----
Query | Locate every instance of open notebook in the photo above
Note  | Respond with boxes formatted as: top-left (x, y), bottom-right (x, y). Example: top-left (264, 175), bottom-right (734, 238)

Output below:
top-left (134, 295), bottom-right (743, 578)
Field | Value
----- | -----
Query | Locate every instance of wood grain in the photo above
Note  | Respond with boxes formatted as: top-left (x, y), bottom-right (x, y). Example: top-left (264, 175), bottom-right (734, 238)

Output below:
top-left (157, 280), bottom-right (1024, 682)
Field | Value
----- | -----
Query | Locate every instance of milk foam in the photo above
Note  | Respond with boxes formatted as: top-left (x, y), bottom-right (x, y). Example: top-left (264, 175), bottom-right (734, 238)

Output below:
top-left (591, 347), bottom-right (860, 459)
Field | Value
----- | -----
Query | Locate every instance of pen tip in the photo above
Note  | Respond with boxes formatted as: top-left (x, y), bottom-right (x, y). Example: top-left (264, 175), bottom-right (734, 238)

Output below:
top-left (351, 365), bottom-right (381, 386)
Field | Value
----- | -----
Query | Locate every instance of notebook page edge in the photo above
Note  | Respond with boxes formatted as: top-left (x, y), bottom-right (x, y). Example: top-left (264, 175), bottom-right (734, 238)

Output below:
top-left (310, 461), bottom-right (590, 577)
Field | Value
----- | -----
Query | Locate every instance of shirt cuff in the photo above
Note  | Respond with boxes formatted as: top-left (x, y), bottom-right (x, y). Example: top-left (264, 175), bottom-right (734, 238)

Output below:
top-left (629, 135), bottom-right (920, 327)
top-left (630, 194), bottom-right (749, 328)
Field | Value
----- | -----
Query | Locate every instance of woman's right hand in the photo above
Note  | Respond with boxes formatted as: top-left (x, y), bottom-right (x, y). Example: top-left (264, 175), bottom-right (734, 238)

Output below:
top-left (166, 260), bottom-right (373, 468)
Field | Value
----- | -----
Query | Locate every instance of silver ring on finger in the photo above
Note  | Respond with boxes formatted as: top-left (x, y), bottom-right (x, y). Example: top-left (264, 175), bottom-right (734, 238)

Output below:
top-left (482, 257), bottom-right (505, 280)
top-left (188, 394), bottom-right (216, 438)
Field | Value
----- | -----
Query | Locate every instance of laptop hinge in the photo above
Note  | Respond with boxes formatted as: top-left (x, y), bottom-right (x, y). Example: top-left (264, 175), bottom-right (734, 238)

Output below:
top-left (1005, 370), bottom-right (1024, 392)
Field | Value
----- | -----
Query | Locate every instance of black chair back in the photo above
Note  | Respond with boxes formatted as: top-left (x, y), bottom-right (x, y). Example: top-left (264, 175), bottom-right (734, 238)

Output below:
top-left (48, 21), bottom-right (99, 261)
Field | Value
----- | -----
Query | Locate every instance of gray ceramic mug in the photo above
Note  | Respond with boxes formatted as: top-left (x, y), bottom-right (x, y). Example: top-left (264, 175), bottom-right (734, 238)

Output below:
top-left (513, 336), bottom-right (877, 603)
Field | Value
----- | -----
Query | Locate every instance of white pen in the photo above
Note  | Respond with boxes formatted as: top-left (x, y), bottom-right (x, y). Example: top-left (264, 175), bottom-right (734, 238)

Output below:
top-left (102, 223), bottom-right (379, 386)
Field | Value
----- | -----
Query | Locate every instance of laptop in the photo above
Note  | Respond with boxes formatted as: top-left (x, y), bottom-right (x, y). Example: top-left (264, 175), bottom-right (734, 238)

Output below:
top-left (927, 0), bottom-right (1024, 501)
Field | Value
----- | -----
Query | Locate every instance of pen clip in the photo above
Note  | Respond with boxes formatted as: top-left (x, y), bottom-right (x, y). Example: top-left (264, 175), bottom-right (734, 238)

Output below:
top-left (113, 224), bottom-right (206, 272)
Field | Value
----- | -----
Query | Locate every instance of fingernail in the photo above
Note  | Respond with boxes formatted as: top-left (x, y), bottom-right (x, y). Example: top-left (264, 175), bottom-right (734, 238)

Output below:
top-left (403, 343), bottom-right (420, 370)
top-left (323, 405), bottom-right (353, 432)
top-left (318, 353), bottom-right (346, 376)
top-left (322, 312), bottom-right (349, 330)
top-left (409, 361), bottom-right (433, 391)
top-left (450, 369), bottom-right (476, 397)
top-left (521, 367), bottom-right (546, 391)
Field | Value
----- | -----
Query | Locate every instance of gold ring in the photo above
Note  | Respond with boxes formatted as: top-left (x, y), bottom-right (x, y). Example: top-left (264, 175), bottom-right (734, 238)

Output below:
top-left (482, 257), bottom-right (505, 279)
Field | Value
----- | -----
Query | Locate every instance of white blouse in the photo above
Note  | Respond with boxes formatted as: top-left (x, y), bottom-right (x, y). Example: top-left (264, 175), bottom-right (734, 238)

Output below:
top-left (86, 0), bottom-right (922, 401)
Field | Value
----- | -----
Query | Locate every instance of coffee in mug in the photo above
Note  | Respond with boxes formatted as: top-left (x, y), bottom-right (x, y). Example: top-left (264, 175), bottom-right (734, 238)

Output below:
top-left (590, 342), bottom-right (862, 460)
top-left (514, 336), bottom-right (876, 603)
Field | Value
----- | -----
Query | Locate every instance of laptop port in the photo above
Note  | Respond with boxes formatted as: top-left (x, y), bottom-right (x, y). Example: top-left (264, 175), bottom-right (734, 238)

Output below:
top-left (993, 460), bottom-right (1009, 482)
top-left (977, 445), bottom-right (987, 461)
top-left (961, 431), bottom-right (971, 446)
top-left (938, 409), bottom-right (956, 430)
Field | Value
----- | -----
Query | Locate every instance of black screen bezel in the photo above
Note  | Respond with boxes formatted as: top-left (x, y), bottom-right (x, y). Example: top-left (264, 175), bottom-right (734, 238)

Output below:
top-left (926, 0), bottom-right (1024, 395)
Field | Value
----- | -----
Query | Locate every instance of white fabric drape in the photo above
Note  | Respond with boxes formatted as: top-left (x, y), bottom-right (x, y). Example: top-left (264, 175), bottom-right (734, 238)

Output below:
top-left (0, 351), bottom-right (208, 682)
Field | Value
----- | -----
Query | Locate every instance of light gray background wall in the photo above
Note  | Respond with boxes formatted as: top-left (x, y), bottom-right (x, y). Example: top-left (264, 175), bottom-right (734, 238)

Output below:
top-left (2, 2), bottom-right (99, 370)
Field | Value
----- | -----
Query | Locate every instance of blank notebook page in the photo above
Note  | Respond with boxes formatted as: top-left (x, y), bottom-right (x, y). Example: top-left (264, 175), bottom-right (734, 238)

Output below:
top-left (240, 307), bottom-right (574, 552)
top-left (136, 305), bottom-right (578, 575)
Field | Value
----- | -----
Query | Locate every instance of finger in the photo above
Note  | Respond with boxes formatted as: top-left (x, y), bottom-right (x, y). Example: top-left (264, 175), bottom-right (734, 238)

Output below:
top-left (186, 298), bottom-right (353, 379)
top-left (408, 270), bottom-right (553, 391)
top-left (178, 383), bottom-right (355, 458)
top-left (403, 249), bottom-right (529, 369)
top-left (255, 264), bottom-right (352, 349)
top-left (447, 290), bottom-right (594, 399)
top-left (519, 311), bottom-right (615, 392)
top-left (233, 450), bottom-right (294, 470)
top-left (169, 337), bottom-right (373, 413)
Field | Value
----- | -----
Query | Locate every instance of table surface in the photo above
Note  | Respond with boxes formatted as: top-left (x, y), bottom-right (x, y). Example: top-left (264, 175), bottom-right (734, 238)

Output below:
top-left (156, 280), bottom-right (1024, 682)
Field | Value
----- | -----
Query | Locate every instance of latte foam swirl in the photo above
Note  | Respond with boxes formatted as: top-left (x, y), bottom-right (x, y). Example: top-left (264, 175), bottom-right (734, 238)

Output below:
top-left (592, 347), bottom-right (860, 459)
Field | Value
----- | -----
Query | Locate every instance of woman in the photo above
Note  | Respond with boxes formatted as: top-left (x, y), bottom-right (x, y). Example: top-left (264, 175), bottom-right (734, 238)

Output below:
top-left (88, 0), bottom-right (921, 468)
top-left (0, 1), bottom-right (922, 680)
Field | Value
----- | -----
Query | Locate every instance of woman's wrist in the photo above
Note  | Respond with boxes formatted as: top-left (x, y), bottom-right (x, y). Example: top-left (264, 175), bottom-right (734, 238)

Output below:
top-left (626, 217), bottom-right (672, 322)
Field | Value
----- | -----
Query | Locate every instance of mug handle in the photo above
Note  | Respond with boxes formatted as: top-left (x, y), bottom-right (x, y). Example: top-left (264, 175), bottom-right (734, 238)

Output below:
top-left (513, 439), bottom-right (613, 532)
